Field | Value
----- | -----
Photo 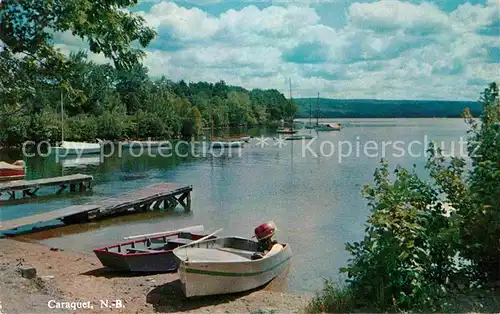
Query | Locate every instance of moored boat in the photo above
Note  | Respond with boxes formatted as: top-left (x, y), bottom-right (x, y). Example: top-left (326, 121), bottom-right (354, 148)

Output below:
top-left (218, 135), bottom-right (251, 143)
top-left (276, 128), bottom-right (297, 134)
top-left (315, 123), bottom-right (342, 131)
top-left (93, 225), bottom-right (213, 273)
top-left (0, 160), bottom-right (26, 181)
top-left (174, 236), bottom-right (292, 297)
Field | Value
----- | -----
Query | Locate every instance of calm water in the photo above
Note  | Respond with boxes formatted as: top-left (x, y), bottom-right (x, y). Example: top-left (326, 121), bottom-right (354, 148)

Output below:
top-left (0, 118), bottom-right (469, 293)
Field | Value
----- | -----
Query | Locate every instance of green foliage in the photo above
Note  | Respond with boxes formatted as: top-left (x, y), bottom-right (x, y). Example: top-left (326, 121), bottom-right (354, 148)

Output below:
top-left (458, 83), bottom-right (500, 282)
top-left (0, 0), bottom-right (155, 69)
top-left (0, 114), bottom-right (30, 147)
top-left (342, 161), bottom-right (454, 310)
top-left (67, 114), bottom-right (98, 142)
top-left (0, 54), bottom-right (294, 146)
top-left (306, 281), bottom-right (356, 313)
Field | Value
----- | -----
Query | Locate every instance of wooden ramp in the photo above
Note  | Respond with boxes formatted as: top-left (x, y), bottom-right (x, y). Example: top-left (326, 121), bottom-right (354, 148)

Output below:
top-left (0, 205), bottom-right (100, 232)
top-left (0, 174), bottom-right (93, 199)
top-left (0, 182), bottom-right (192, 233)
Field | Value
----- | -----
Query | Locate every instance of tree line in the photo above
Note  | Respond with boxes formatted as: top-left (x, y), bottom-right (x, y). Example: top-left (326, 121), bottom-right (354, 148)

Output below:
top-left (295, 98), bottom-right (482, 118)
top-left (0, 52), bottom-right (297, 147)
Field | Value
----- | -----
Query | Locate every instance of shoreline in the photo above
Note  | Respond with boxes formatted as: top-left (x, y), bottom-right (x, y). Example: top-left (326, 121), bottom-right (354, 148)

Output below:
top-left (0, 238), bottom-right (311, 313)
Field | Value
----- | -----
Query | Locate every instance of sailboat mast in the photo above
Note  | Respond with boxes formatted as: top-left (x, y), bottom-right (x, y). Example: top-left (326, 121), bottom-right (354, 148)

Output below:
top-left (316, 92), bottom-right (319, 125)
top-left (210, 107), bottom-right (214, 140)
top-left (61, 90), bottom-right (64, 143)
top-left (309, 102), bottom-right (312, 126)
top-left (289, 78), bottom-right (293, 126)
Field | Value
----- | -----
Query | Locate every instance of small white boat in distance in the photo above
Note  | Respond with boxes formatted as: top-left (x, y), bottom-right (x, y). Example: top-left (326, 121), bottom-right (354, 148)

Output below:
top-left (54, 141), bottom-right (101, 155)
top-left (174, 237), bottom-right (292, 297)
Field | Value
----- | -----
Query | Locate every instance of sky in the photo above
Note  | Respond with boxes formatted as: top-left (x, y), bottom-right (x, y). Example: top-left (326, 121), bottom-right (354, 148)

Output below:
top-left (55, 0), bottom-right (500, 100)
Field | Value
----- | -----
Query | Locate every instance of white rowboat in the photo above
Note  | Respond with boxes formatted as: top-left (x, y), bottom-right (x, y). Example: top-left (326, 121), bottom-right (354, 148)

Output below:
top-left (173, 236), bottom-right (292, 297)
top-left (53, 141), bottom-right (102, 155)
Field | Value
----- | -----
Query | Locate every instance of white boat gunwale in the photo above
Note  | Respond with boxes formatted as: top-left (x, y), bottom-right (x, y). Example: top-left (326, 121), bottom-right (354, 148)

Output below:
top-left (175, 236), bottom-right (291, 266)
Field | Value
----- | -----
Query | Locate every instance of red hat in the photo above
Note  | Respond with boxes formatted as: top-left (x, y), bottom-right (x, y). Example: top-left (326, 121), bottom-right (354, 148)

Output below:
top-left (254, 221), bottom-right (276, 240)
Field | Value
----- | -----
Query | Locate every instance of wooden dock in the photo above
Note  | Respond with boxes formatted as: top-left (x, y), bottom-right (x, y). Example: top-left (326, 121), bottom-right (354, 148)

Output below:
top-left (0, 182), bottom-right (192, 232)
top-left (0, 174), bottom-right (93, 200)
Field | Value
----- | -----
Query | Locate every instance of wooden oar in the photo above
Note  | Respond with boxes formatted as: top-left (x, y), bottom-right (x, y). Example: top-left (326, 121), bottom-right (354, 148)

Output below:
top-left (123, 225), bottom-right (204, 240)
top-left (176, 228), bottom-right (222, 250)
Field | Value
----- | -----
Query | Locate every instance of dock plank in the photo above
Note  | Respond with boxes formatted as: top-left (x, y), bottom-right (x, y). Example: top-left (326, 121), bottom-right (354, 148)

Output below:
top-left (1, 182), bottom-right (192, 232)
top-left (0, 205), bottom-right (100, 231)
top-left (0, 174), bottom-right (93, 192)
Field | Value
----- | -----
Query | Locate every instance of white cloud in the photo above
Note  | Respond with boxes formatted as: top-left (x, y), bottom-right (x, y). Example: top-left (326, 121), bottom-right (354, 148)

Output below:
top-left (142, 2), bottom-right (220, 40)
top-left (348, 1), bottom-right (450, 34)
top-left (55, 0), bottom-right (499, 100)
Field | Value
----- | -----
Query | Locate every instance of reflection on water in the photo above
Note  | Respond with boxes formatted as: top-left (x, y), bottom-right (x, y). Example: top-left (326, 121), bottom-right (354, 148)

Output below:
top-left (0, 119), bottom-right (469, 292)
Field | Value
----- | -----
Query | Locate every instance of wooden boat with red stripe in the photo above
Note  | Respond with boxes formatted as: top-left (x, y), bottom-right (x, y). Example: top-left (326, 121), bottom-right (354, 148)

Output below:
top-left (0, 160), bottom-right (26, 181)
top-left (93, 225), bottom-right (215, 273)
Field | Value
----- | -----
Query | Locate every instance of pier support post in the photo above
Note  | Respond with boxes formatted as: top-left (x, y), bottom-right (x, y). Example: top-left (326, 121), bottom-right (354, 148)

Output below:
top-left (57, 185), bottom-right (67, 194)
top-left (176, 191), bottom-right (191, 211)
top-left (186, 192), bottom-right (191, 211)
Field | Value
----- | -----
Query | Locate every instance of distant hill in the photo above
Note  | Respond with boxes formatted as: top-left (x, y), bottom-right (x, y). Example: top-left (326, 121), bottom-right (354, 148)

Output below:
top-left (294, 99), bottom-right (481, 118)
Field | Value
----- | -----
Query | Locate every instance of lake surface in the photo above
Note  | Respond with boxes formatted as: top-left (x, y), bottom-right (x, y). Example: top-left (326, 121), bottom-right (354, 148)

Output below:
top-left (0, 118), bottom-right (469, 293)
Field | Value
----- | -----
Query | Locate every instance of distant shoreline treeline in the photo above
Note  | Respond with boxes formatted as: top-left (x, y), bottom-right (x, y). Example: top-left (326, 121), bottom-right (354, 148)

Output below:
top-left (295, 98), bottom-right (481, 118)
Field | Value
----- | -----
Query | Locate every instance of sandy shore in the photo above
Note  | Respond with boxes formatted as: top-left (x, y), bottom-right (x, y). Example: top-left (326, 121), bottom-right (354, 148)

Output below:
top-left (0, 238), bottom-right (311, 314)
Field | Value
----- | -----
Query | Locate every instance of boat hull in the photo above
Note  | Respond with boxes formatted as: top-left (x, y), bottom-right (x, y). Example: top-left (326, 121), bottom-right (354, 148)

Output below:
top-left (176, 237), bottom-right (292, 297)
top-left (53, 147), bottom-right (101, 155)
top-left (219, 136), bottom-right (250, 143)
top-left (94, 250), bottom-right (179, 272)
top-left (315, 127), bottom-right (341, 131)
top-left (93, 230), bottom-right (209, 273)
top-left (0, 174), bottom-right (25, 181)
top-left (0, 162), bottom-right (25, 181)
top-left (276, 130), bottom-right (297, 134)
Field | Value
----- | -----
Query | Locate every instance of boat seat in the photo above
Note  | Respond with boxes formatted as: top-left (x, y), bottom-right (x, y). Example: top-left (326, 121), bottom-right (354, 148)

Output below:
top-left (216, 247), bottom-right (258, 258)
top-left (167, 238), bottom-right (192, 246)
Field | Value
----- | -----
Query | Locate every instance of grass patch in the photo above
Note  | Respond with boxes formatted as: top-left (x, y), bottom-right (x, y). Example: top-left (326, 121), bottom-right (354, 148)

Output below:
top-left (306, 280), bottom-right (356, 313)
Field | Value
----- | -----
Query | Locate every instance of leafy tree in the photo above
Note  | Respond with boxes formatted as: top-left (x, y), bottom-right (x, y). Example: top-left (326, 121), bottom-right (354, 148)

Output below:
top-left (0, 0), bottom-right (155, 69)
top-left (459, 83), bottom-right (500, 282)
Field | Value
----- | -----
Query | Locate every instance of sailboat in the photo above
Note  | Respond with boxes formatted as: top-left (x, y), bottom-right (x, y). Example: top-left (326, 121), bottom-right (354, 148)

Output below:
top-left (284, 79), bottom-right (314, 141)
top-left (305, 101), bottom-right (315, 129)
top-left (314, 93), bottom-right (343, 131)
top-left (54, 91), bottom-right (102, 155)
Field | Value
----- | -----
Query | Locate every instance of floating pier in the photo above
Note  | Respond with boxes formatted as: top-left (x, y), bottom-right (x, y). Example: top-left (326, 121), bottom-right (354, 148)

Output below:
top-left (0, 182), bottom-right (192, 232)
top-left (0, 174), bottom-right (93, 200)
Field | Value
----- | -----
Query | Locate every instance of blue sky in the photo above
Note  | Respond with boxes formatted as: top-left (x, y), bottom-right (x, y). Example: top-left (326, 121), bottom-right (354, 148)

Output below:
top-left (55, 0), bottom-right (499, 100)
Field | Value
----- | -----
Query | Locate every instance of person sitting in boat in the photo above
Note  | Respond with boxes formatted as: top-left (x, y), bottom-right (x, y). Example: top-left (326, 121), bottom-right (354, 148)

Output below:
top-left (251, 221), bottom-right (283, 260)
